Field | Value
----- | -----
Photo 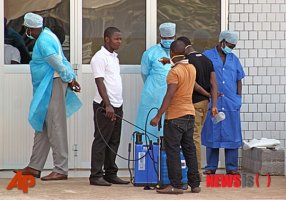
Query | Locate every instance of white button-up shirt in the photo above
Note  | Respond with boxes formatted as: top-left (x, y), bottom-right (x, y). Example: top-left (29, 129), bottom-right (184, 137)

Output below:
top-left (91, 46), bottom-right (123, 107)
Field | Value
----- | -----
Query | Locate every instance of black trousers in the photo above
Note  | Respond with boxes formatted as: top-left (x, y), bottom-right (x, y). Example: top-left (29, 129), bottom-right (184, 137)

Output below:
top-left (164, 115), bottom-right (200, 189)
top-left (90, 102), bottom-right (123, 180)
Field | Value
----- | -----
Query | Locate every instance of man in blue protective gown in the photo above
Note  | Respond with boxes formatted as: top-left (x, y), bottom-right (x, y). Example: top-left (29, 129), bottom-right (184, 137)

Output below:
top-left (135, 22), bottom-right (176, 142)
top-left (201, 31), bottom-right (245, 175)
top-left (14, 12), bottom-right (82, 181)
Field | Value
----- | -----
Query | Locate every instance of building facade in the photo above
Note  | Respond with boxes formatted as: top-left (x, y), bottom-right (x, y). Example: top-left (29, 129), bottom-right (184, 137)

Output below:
top-left (0, 0), bottom-right (285, 171)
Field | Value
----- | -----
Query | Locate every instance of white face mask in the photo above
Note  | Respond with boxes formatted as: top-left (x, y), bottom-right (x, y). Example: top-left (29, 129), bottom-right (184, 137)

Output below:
top-left (26, 29), bottom-right (35, 40)
top-left (170, 55), bottom-right (185, 66)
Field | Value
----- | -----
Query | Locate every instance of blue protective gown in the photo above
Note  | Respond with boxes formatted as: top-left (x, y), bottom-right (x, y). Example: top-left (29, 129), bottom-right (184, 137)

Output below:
top-left (28, 28), bottom-right (82, 132)
top-left (135, 44), bottom-right (171, 142)
top-left (201, 47), bottom-right (245, 148)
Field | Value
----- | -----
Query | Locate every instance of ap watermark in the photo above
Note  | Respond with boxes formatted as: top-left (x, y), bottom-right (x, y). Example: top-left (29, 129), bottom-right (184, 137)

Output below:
top-left (6, 172), bottom-right (36, 193)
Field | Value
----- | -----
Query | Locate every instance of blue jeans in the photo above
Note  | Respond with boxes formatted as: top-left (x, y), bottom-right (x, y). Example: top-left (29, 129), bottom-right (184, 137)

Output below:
top-left (164, 115), bottom-right (200, 189)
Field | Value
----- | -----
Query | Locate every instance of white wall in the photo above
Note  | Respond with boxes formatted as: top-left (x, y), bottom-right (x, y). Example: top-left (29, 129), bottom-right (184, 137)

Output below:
top-left (1, 0), bottom-right (286, 170)
top-left (0, 67), bottom-right (144, 170)
top-left (229, 0), bottom-right (286, 148)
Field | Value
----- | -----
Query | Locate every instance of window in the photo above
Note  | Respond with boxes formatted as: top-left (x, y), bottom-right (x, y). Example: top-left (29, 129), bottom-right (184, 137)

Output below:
top-left (4, 0), bottom-right (221, 65)
top-left (4, 0), bottom-right (70, 64)
top-left (82, 0), bottom-right (146, 64)
top-left (157, 0), bottom-right (221, 52)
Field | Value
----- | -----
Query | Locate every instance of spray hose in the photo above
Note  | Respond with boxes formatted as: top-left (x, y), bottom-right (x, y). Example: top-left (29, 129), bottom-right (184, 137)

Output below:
top-left (95, 107), bottom-right (152, 161)
top-left (95, 106), bottom-right (160, 184)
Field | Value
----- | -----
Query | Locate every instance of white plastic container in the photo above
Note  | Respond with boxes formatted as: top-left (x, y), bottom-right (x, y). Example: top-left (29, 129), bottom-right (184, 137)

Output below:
top-left (212, 112), bottom-right (225, 124)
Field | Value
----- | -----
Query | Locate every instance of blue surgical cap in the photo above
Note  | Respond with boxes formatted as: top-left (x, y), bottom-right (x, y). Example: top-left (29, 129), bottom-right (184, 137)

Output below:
top-left (219, 30), bottom-right (239, 45)
top-left (24, 12), bottom-right (43, 28)
top-left (159, 22), bottom-right (176, 37)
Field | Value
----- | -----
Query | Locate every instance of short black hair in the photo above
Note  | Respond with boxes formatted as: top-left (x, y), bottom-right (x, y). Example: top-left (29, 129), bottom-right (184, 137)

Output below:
top-left (170, 40), bottom-right (186, 55)
top-left (104, 27), bottom-right (121, 38)
top-left (177, 36), bottom-right (191, 46)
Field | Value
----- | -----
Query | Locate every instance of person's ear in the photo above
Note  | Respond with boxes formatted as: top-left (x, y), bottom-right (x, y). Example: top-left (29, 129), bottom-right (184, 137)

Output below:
top-left (170, 50), bottom-right (174, 57)
top-left (105, 36), bottom-right (110, 43)
top-left (220, 40), bottom-right (225, 47)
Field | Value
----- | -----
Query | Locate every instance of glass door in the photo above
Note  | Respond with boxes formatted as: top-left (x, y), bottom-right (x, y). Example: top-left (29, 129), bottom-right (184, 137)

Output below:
top-left (0, 0), bottom-right (78, 170)
top-left (76, 0), bottom-right (147, 170)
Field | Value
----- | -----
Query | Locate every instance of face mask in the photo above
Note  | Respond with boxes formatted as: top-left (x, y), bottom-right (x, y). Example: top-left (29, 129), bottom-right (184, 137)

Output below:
top-left (221, 42), bottom-right (233, 54)
top-left (161, 39), bottom-right (174, 49)
top-left (170, 55), bottom-right (185, 66)
top-left (26, 29), bottom-right (35, 40)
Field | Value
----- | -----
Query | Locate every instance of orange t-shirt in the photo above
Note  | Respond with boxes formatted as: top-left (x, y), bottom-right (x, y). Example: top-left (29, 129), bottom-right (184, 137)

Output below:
top-left (165, 62), bottom-right (196, 120)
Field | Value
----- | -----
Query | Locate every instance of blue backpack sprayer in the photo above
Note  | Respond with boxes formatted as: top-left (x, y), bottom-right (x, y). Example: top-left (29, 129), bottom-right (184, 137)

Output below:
top-left (95, 107), bottom-right (188, 189)
top-left (130, 118), bottom-right (188, 189)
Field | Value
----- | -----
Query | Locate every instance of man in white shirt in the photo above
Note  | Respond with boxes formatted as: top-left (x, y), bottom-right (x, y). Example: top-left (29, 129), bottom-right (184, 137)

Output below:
top-left (4, 44), bottom-right (20, 64)
top-left (89, 27), bottom-right (129, 186)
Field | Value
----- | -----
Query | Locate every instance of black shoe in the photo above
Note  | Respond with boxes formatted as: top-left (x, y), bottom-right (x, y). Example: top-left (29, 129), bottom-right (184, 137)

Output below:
top-left (90, 177), bottom-right (112, 186)
top-left (103, 176), bottom-right (130, 184)
top-left (203, 169), bottom-right (216, 175)
top-left (191, 187), bottom-right (201, 193)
